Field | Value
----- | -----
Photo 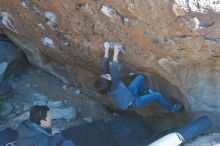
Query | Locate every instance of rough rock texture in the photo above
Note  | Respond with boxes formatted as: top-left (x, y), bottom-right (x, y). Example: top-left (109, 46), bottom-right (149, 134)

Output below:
top-left (0, 81), bottom-right (12, 101)
top-left (0, 34), bottom-right (28, 80)
top-left (1, 0), bottom-right (220, 130)
top-left (185, 133), bottom-right (220, 146)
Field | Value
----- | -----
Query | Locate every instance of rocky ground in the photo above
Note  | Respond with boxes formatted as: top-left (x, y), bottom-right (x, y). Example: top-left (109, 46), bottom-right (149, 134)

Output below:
top-left (0, 65), bottom-right (114, 131)
top-left (0, 65), bottom-right (220, 145)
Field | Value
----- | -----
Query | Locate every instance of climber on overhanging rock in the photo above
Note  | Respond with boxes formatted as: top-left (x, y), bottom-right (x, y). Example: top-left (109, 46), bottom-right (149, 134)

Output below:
top-left (95, 42), bottom-right (183, 111)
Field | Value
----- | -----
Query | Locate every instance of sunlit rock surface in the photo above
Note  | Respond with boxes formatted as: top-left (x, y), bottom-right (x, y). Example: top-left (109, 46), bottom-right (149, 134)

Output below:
top-left (1, 0), bottom-right (220, 130)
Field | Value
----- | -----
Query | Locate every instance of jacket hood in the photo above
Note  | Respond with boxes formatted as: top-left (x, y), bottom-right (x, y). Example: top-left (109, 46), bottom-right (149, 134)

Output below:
top-left (17, 120), bottom-right (52, 138)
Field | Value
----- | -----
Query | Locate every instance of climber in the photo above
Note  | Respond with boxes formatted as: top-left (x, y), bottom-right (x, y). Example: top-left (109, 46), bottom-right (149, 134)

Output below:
top-left (95, 42), bottom-right (183, 111)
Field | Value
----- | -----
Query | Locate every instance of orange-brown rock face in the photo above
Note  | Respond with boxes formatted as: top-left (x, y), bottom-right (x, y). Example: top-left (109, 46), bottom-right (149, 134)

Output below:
top-left (1, 0), bottom-right (220, 126)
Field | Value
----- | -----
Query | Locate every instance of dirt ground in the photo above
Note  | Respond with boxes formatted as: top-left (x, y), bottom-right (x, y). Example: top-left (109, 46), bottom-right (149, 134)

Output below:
top-left (1, 65), bottom-right (114, 130)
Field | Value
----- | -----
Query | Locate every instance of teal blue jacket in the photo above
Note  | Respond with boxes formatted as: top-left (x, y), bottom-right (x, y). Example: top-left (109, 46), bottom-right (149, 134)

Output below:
top-left (16, 120), bottom-right (55, 146)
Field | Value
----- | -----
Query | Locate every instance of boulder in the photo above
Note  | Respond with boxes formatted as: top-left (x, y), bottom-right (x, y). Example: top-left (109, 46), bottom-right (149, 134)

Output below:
top-left (0, 102), bottom-right (13, 119)
top-left (0, 34), bottom-right (28, 80)
top-left (32, 93), bottom-right (48, 105)
top-left (0, 81), bottom-right (12, 101)
top-left (1, 0), bottom-right (220, 130)
top-left (51, 106), bottom-right (76, 120)
top-left (0, 62), bottom-right (8, 77)
top-left (185, 133), bottom-right (220, 146)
